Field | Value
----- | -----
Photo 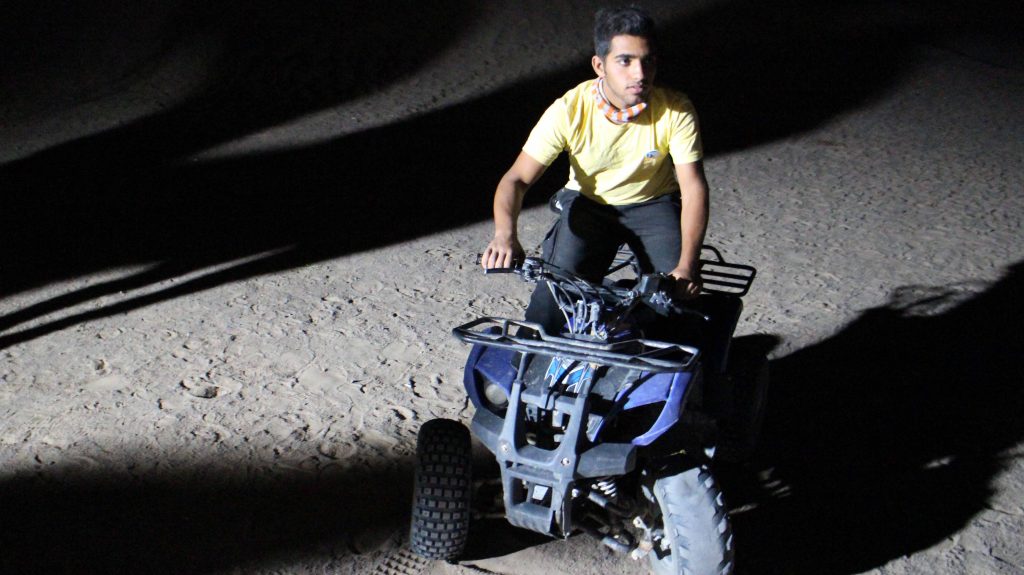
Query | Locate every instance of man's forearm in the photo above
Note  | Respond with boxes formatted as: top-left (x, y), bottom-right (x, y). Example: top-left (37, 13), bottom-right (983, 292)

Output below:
top-left (677, 178), bottom-right (709, 276)
top-left (482, 152), bottom-right (547, 269)
top-left (493, 177), bottom-right (526, 241)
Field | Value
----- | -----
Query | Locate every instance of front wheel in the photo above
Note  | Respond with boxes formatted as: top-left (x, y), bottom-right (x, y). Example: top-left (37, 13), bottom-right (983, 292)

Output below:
top-left (409, 419), bottom-right (473, 561)
top-left (648, 466), bottom-right (734, 575)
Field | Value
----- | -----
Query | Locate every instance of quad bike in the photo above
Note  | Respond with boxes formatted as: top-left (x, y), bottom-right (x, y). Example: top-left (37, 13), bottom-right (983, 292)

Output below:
top-left (409, 245), bottom-right (767, 575)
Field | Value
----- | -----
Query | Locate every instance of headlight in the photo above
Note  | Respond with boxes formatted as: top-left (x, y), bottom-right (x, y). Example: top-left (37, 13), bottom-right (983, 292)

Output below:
top-left (483, 380), bottom-right (509, 410)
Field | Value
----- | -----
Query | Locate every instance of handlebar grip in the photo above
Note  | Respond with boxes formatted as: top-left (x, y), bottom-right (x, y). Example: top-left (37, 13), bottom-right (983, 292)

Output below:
top-left (477, 253), bottom-right (523, 274)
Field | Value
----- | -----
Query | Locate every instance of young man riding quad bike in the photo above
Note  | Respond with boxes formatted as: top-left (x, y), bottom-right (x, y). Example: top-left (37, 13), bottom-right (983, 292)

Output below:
top-left (409, 8), bottom-right (768, 574)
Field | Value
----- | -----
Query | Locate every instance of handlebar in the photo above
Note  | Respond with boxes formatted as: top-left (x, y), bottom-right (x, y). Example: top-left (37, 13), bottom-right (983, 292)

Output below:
top-left (477, 255), bottom-right (708, 321)
top-left (476, 253), bottom-right (521, 274)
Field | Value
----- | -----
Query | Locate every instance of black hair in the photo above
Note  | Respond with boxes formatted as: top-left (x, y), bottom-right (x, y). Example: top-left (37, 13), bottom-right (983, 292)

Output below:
top-left (593, 6), bottom-right (657, 58)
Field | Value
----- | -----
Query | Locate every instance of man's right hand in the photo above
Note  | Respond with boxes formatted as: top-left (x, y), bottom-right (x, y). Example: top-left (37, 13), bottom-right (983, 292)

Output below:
top-left (481, 236), bottom-right (524, 270)
top-left (485, 152), bottom-right (547, 270)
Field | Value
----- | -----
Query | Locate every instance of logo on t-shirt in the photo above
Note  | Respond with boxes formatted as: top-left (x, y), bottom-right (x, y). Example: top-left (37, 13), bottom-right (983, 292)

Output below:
top-left (641, 150), bottom-right (660, 169)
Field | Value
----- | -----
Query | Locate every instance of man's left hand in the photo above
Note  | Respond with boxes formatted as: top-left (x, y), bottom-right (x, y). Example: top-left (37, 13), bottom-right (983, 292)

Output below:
top-left (669, 269), bottom-right (702, 300)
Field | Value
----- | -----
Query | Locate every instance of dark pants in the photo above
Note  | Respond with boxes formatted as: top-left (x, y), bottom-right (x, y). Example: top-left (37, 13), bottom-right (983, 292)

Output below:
top-left (524, 189), bottom-right (682, 334)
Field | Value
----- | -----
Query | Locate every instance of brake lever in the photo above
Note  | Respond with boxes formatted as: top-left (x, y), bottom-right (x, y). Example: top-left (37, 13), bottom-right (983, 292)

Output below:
top-left (636, 274), bottom-right (710, 321)
top-left (671, 303), bottom-right (711, 322)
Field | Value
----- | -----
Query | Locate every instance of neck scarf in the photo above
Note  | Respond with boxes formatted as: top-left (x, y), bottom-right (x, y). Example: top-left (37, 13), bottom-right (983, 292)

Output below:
top-left (592, 78), bottom-right (647, 124)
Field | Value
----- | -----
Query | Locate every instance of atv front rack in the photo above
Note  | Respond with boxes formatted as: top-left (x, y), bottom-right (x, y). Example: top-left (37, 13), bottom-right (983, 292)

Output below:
top-left (452, 317), bottom-right (699, 373)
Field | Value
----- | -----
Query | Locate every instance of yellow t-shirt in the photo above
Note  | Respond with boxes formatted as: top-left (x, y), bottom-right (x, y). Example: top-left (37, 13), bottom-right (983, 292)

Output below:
top-left (522, 79), bottom-right (703, 205)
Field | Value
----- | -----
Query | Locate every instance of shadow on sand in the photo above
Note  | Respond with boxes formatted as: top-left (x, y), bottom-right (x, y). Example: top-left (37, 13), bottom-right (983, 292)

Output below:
top-left (725, 260), bottom-right (1024, 573)
top-left (0, 457), bottom-right (413, 574)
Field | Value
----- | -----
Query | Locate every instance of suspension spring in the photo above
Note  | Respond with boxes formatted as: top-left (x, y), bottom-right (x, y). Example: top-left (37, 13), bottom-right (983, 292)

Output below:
top-left (593, 478), bottom-right (618, 500)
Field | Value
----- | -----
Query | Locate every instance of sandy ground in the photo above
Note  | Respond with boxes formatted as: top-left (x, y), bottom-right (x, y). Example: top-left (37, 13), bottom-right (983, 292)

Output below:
top-left (2, 2), bottom-right (1023, 574)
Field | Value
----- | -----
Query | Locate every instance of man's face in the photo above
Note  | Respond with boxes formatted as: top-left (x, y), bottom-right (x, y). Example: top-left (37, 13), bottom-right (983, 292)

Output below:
top-left (592, 34), bottom-right (656, 110)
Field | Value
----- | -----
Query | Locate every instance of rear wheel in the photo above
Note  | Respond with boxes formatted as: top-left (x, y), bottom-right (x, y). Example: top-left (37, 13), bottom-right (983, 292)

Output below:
top-left (648, 466), bottom-right (734, 575)
top-left (409, 419), bottom-right (473, 561)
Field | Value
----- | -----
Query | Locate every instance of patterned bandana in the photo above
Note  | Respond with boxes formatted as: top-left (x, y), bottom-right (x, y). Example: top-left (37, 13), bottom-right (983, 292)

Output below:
top-left (592, 78), bottom-right (648, 124)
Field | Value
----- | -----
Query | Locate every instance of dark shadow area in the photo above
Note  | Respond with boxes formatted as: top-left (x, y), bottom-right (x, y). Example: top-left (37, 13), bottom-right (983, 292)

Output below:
top-left (461, 518), bottom-right (555, 562)
top-left (725, 261), bottom-right (1024, 573)
top-left (0, 458), bottom-right (413, 574)
top-left (1, 1), bottom-right (477, 155)
top-left (1, 0), bottom-right (1020, 344)
top-left (659, 0), bottom-right (1023, 153)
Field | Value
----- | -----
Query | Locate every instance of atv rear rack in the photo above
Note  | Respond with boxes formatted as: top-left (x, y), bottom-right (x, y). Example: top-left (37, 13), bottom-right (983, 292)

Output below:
top-left (700, 246), bottom-right (757, 296)
top-left (601, 245), bottom-right (757, 297)
top-left (452, 317), bottom-right (699, 373)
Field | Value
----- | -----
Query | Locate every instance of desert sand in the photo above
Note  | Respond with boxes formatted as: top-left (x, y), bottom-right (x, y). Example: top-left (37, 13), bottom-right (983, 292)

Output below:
top-left (1, 1), bottom-right (1022, 574)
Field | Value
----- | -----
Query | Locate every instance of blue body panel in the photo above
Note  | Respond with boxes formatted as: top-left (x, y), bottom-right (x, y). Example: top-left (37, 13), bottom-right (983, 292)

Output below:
top-left (463, 344), bottom-right (691, 447)
top-left (622, 371), bottom-right (691, 446)
top-left (463, 343), bottom-right (516, 410)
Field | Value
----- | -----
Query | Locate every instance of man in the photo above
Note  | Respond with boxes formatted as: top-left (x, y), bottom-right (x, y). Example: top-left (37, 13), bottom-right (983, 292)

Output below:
top-left (480, 6), bottom-right (708, 335)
